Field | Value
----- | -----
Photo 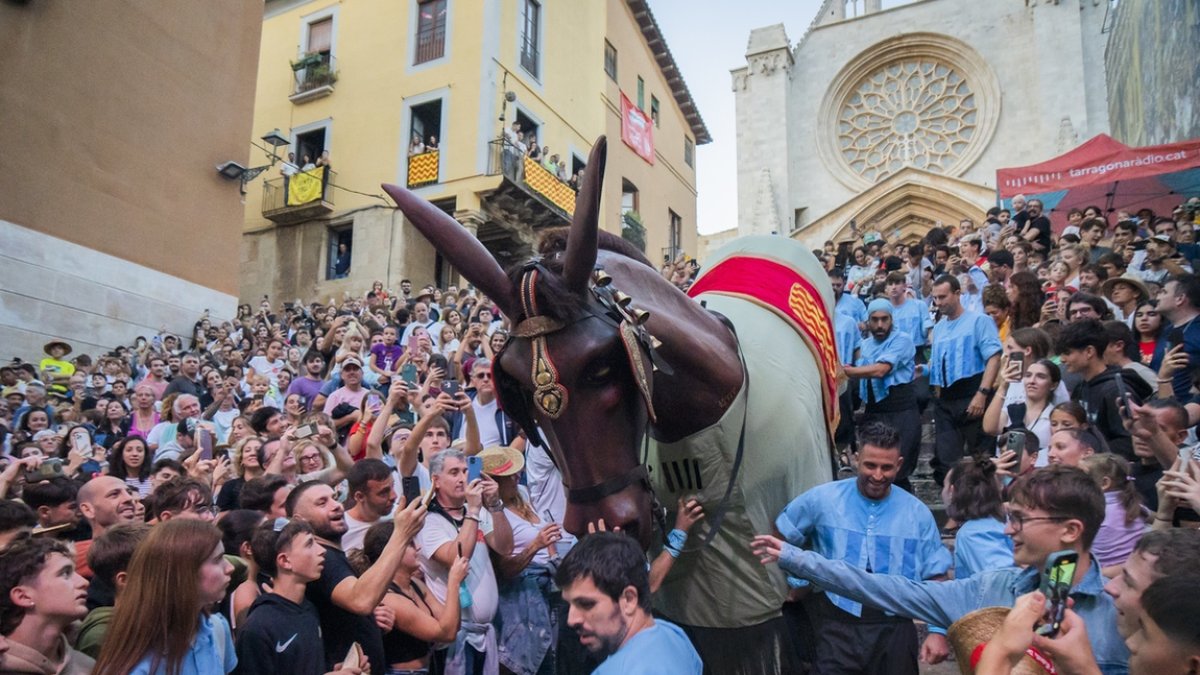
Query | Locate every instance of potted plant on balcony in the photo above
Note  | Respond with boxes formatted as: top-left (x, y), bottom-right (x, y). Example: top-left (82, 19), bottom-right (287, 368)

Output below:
top-left (621, 210), bottom-right (646, 252)
top-left (291, 52), bottom-right (324, 71)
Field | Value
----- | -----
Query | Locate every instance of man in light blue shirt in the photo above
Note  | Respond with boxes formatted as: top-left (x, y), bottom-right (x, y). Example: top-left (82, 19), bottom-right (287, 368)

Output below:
top-left (558, 533), bottom-right (702, 675)
top-left (843, 299), bottom-right (921, 490)
top-left (774, 422), bottom-right (951, 673)
top-left (928, 274), bottom-right (1002, 484)
top-left (754, 465), bottom-right (1130, 675)
top-left (831, 268), bottom-right (867, 327)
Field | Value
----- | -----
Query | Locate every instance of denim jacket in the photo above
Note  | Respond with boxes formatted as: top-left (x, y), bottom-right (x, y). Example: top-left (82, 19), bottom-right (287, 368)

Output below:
top-left (778, 545), bottom-right (1129, 675)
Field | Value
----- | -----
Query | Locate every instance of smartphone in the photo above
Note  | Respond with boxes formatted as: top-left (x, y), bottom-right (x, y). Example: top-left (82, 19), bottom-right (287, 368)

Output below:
top-left (197, 428), bottom-right (214, 461)
top-left (343, 643), bottom-right (364, 671)
top-left (407, 335), bottom-right (420, 355)
top-left (1009, 351), bottom-right (1025, 378)
top-left (1167, 328), bottom-right (1185, 350)
top-left (401, 476), bottom-right (421, 505)
top-left (294, 422), bottom-right (319, 439)
top-left (1037, 550), bottom-right (1079, 638)
top-left (400, 363), bottom-right (419, 387)
top-left (442, 380), bottom-right (460, 397)
top-left (24, 458), bottom-right (64, 483)
top-left (70, 430), bottom-right (91, 455)
top-left (396, 409), bottom-right (416, 425)
top-left (467, 455), bottom-right (483, 483)
top-left (366, 391), bottom-right (384, 411)
top-left (457, 542), bottom-right (463, 558)
top-left (1006, 430), bottom-right (1027, 460)
top-left (1114, 371), bottom-right (1133, 420)
top-left (1181, 446), bottom-right (1194, 473)
top-left (423, 487), bottom-right (438, 507)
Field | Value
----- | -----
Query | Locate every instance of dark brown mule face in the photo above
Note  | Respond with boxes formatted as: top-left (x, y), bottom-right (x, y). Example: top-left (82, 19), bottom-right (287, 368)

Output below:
top-left (494, 291), bottom-right (656, 544)
top-left (386, 136), bottom-right (739, 547)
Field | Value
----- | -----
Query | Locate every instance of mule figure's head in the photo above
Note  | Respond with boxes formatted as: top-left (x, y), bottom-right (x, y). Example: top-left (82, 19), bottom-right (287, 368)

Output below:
top-left (383, 137), bottom-right (668, 547)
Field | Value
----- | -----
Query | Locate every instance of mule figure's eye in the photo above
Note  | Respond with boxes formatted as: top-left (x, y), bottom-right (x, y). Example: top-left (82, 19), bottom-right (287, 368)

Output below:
top-left (584, 364), bottom-right (613, 385)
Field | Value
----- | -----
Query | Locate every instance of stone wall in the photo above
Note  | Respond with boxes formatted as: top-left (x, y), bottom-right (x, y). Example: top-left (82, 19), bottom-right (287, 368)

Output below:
top-left (1106, 0), bottom-right (1200, 147)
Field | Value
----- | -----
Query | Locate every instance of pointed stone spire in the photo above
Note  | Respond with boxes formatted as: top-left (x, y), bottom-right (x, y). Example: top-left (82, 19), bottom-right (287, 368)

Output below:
top-left (749, 168), bottom-right (784, 236)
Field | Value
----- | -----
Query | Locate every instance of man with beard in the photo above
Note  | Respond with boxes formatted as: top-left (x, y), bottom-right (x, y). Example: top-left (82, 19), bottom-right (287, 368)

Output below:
top-left (286, 351), bottom-right (326, 412)
top-left (843, 299), bottom-right (921, 490)
top-left (1019, 199), bottom-right (1053, 253)
top-left (287, 480), bottom-right (427, 675)
top-left (770, 422), bottom-right (951, 673)
top-left (557, 532), bottom-right (701, 674)
top-left (74, 476), bottom-right (139, 579)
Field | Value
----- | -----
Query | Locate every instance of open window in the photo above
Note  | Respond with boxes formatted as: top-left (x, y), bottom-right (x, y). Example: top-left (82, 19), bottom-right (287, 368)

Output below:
top-left (295, 128), bottom-right (327, 168)
top-left (515, 109), bottom-right (540, 148)
top-left (326, 224), bottom-right (353, 280)
top-left (410, 100), bottom-right (442, 151)
top-left (621, 178), bottom-right (639, 215)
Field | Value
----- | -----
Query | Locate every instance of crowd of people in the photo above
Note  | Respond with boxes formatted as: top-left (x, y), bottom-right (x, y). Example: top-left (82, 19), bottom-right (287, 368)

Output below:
top-left (0, 197), bottom-right (1197, 674)
top-left (791, 197), bottom-right (1200, 674)
top-left (500, 122), bottom-right (585, 191)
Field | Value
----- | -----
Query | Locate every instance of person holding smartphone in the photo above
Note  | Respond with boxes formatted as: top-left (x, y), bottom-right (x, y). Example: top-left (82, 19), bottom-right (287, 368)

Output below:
top-left (1149, 275), bottom-right (1200, 404)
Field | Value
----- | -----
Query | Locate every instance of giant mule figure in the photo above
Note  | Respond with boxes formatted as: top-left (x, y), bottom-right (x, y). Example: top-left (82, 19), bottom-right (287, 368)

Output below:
top-left (382, 137), bottom-right (840, 673)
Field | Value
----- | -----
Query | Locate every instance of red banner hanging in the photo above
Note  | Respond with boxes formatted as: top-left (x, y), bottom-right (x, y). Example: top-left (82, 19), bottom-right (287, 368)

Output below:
top-left (620, 92), bottom-right (655, 165)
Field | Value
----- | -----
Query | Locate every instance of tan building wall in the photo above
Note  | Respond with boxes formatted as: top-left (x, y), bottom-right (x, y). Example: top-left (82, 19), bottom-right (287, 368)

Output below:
top-left (241, 0), bottom-right (707, 305)
top-left (0, 0), bottom-right (262, 360)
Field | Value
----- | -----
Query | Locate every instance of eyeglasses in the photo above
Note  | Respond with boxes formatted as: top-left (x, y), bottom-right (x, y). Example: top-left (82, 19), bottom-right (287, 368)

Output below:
top-left (190, 504), bottom-right (219, 516)
top-left (474, 373), bottom-right (492, 380)
top-left (1004, 509), bottom-right (1068, 532)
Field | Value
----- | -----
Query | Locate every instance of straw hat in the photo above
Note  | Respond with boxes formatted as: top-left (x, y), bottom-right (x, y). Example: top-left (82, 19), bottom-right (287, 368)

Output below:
top-left (1100, 274), bottom-right (1151, 304)
top-left (43, 340), bottom-right (72, 357)
top-left (479, 446), bottom-right (524, 477)
top-left (947, 606), bottom-right (1052, 675)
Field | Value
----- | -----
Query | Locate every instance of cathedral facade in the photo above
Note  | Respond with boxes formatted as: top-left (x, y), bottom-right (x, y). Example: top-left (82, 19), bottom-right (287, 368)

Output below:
top-left (730, 0), bottom-right (1111, 249)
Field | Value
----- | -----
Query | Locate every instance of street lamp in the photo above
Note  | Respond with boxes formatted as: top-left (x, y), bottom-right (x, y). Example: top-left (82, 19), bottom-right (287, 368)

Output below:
top-left (216, 128), bottom-right (292, 194)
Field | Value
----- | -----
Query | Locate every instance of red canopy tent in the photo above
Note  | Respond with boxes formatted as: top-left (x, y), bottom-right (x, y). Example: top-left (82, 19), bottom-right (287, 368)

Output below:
top-left (996, 134), bottom-right (1200, 228)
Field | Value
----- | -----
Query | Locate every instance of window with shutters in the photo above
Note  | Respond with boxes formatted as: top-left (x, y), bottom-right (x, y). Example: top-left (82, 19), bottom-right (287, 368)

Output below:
top-left (415, 0), bottom-right (447, 65)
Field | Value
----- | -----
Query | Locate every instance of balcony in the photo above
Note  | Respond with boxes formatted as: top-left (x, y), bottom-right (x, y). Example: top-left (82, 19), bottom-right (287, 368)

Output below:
top-left (407, 150), bottom-right (439, 188)
top-left (414, 24), bottom-right (446, 65)
top-left (486, 140), bottom-right (577, 221)
top-left (262, 167), bottom-right (336, 224)
top-left (289, 53), bottom-right (338, 104)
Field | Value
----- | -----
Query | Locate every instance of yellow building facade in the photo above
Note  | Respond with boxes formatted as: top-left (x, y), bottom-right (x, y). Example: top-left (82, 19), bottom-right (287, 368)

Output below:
top-left (242, 0), bottom-right (709, 303)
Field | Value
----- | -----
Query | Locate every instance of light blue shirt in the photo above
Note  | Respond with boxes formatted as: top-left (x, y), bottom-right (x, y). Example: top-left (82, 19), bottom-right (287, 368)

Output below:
top-left (836, 293), bottom-right (866, 324)
top-left (834, 311), bottom-right (861, 367)
top-left (776, 548), bottom-right (1129, 675)
top-left (952, 518), bottom-right (1014, 580)
top-left (855, 330), bottom-right (915, 403)
top-left (775, 478), bottom-right (951, 618)
top-left (961, 266), bottom-right (990, 315)
top-left (890, 298), bottom-right (931, 347)
top-left (594, 619), bottom-right (702, 675)
top-left (928, 310), bottom-right (1002, 388)
top-left (130, 613), bottom-right (237, 675)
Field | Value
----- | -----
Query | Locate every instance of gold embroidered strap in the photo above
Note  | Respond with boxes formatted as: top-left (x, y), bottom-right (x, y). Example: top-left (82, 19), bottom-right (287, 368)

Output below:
top-left (619, 321), bottom-right (656, 423)
top-left (531, 335), bottom-right (568, 418)
top-left (512, 316), bottom-right (566, 338)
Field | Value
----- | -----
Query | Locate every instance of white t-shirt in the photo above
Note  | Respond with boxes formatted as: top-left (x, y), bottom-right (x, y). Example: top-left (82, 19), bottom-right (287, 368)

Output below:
top-left (341, 510), bottom-right (391, 553)
top-left (504, 485), bottom-right (575, 564)
top-left (248, 356), bottom-right (286, 386)
top-left (416, 507), bottom-right (499, 632)
top-left (146, 420), bottom-right (177, 449)
top-left (526, 442), bottom-right (567, 526)
top-left (457, 396), bottom-right (501, 448)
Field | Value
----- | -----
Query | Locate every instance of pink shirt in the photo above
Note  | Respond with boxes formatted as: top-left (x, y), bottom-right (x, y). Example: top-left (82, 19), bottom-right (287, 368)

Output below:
top-left (323, 386), bottom-right (368, 417)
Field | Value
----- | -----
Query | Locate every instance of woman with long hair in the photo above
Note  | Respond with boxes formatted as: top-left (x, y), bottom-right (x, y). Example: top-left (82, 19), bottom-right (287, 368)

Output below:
top-left (282, 392), bottom-right (305, 427)
top-left (352, 520), bottom-right (467, 674)
top-left (93, 519), bottom-right (236, 675)
top-left (942, 455), bottom-right (1011, 579)
top-left (215, 435), bottom-right (265, 512)
top-left (216, 509), bottom-right (266, 630)
top-left (108, 436), bottom-right (154, 497)
top-left (1081, 454), bottom-right (1147, 572)
top-left (1005, 271), bottom-right (1043, 330)
top-left (983, 358), bottom-right (1060, 466)
top-left (94, 399), bottom-right (128, 449)
top-left (1132, 301), bottom-right (1162, 364)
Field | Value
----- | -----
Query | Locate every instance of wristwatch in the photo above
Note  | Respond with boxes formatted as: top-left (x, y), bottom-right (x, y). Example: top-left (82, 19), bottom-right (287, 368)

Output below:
top-left (978, 387), bottom-right (995, 396)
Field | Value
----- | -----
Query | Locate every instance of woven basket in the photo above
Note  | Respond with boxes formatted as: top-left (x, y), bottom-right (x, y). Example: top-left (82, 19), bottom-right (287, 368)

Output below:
top-left (946, 606), bottom-right (1051, 675)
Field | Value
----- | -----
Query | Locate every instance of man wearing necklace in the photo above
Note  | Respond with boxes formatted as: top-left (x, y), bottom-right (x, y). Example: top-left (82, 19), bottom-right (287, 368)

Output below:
top-left (928, 275), bottom-right (1002, 485)
top-left (416, 449), bottom-right (513, 675)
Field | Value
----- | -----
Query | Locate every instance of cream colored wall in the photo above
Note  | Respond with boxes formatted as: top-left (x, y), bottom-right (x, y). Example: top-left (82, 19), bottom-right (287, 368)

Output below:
top-left (603, 0), bottom-right (699, 264)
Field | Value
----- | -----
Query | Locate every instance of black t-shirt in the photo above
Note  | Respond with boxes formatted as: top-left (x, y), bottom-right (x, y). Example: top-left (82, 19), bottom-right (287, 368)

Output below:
top-left (1026, 215), bottom-right (1052, 252)
top-left (305, 545), bottom-right (386, 675)
top-left (216, 477), bottom-right (245, 512)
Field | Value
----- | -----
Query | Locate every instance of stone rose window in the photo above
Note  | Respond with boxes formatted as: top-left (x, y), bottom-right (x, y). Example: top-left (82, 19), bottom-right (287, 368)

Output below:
top-left (818, 33), bottom-right (1000, 190)
top-left (838, 59), bottom-right (978, 181)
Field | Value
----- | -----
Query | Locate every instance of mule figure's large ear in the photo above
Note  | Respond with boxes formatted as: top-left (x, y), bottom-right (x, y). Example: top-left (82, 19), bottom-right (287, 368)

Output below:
top-left (562, 136), bottom-right (607, 294)
top-left (382, 183), bottom-right (517, 318)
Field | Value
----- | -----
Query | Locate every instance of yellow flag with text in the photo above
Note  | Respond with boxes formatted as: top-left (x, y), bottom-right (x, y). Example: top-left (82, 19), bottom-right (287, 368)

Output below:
top-left (287, 167), bottom-right (326, 206)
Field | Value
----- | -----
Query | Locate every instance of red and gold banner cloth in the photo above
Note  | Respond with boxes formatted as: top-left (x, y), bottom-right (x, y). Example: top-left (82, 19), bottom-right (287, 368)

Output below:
top-left (687, 255), bottom-right (841, 432)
